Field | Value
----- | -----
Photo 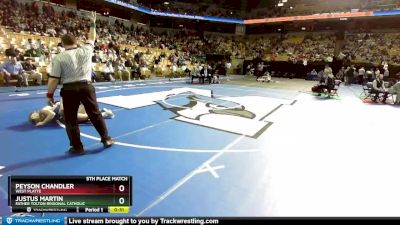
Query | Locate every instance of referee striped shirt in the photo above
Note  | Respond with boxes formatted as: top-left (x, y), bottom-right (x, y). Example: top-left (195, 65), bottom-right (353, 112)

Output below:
top-left (50, 44), bottom-right (93, 84)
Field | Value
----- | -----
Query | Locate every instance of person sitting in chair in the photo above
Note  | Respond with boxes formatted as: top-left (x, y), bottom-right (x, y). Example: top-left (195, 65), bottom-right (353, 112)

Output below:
top-left (372, 73), bottom-right (389, 103)
top-left (200, 64), bottom-right (211, 84)
top-left (212, 72), bottom-right (220, 84)
top-left (29, 101), bottom-right (114, 127)
top-left (184, 67), bottom-right (191, 77)
top-left (102, 61), bottom-right (115, 82)
top-left (257, 71), bottom-right (272, 83)
top-left (312, 72), bottom-right (335, 97)
top-left (389, 80), bottom-right (400, 105)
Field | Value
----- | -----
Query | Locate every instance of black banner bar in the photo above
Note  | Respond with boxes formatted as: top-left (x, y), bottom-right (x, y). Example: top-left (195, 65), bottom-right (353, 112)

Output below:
top-left (65, 217), bottom-right (400, 225)
top-left (9, 176), bottom-right (131, 183)
top-left (12, 207), bottom-right (110, 213)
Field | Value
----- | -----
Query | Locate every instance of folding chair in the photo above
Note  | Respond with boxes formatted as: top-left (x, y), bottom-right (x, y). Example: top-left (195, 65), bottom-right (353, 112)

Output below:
top-left (360, 82), bottom-right (370, 97)
top-left (385, 82), bottom-right (395, 103)
top-left (365, 82), bottom-right (374, 99)
top-left (330, 80), bottom-right (342, 96)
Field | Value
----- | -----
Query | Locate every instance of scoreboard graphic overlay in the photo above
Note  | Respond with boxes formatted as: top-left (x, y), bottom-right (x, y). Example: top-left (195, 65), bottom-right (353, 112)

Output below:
top-left (8, 176), bottom-right (132, 213)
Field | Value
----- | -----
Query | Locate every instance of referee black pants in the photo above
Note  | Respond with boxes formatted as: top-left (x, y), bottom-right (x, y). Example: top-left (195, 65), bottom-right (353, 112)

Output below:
top-left (61, 81), bottom-right (111, 151)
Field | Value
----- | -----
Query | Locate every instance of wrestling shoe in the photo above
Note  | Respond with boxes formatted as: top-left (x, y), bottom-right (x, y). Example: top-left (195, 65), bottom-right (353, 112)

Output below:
top-left (102, 108), bottom-right (115, 119)
top-left (102, 138), bottom-right (115, 148)
top-left (66, 147), bottom-right (85, 155)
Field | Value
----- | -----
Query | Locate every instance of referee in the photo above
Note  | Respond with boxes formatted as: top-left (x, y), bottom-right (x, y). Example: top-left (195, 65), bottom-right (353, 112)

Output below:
top-left (46, 11), bottom-right (114, 155)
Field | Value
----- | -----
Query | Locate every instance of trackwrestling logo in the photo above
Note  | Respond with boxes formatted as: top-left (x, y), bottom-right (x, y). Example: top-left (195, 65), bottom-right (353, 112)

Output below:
top-left (4, 217), bottom-right (62, 224)
top-left (98, 88), bottom-right (294, 138)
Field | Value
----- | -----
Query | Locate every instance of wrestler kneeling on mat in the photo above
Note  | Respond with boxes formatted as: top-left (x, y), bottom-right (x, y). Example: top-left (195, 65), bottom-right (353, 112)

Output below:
top-left (29, 101), bottom-right (114, 127)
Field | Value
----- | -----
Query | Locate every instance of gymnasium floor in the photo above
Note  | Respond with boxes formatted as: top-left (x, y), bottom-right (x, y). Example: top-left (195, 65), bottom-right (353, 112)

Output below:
top-left (1, 77), bottom-right (400, 217)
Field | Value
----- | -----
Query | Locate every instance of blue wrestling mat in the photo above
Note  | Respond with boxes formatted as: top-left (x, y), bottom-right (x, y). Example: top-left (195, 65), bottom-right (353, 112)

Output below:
top-left (0, 80), bottom-right (299, 217)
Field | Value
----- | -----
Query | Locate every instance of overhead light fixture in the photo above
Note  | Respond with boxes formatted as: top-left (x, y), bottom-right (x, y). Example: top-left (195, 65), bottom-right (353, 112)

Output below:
top-left (301, 27), bottom-right (306, 30)
top-left (277, 3), bottom-right (284, 7)
top-left (164, 1), bottom-right (169, 4)
top-left (290, 6), bottom-right (293, 9)
top-left (282, 0), bottom-right (288, 2)
top-left (340, 18), bottom-right (348, 20)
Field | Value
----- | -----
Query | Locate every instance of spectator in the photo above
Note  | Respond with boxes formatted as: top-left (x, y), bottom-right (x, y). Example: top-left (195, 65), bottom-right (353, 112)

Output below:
top-left (131, 61), bottom-right (142, 80)
top-left (389, 80), bottom-right (400, 104)
top-left (345, 66), bottom-right (354, 86)
top-left (225, 61), bottom-right (231, 75)
top-left (102, 61), bottom-right (115, 82)
top-left (383, 68), bottom-right (389, 80)
top-left (336, 66), bottom-right (345, 81)
top-left (372, 73), bottom-right (389, 103)
top-left (366, 68), bottom-right (374, 82)
top-left (323, 64), bottom-right (333, 77)
top-left (114, 59), bottom-right (130, 81)
top-left (308, 69), bottom-right (318, 80)
top-left (22, 58), bottom-right (42, 85)
top-left (375, 68), bottom-right (380, 78)
top-left (25, 38), bottom-right (35, 50)
top-left (171, 63), bottom-right (177, 78)
top-left (5, 44), bottom-right (20, 58)
top-left (24, 45), bottom-right (45, 58)
top-left (92, 51), bottom-right (102, 63)
top-left (200, 64), bottom-right (211, 84)
top-left (312, 72), bottom-right (335, 97)
top-left (358, 67), bottom-right (365, 84)
top-left (0, 57), bottom-right (27, 86)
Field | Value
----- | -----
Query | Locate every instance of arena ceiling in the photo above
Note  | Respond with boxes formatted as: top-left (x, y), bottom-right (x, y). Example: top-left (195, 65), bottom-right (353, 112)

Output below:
top-left (136, 0), bottom-right (398, 12)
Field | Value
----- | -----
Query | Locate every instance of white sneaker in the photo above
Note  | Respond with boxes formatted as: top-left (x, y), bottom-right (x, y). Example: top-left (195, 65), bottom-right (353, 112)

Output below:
top-left (103, 108), bottom-right (115, 119)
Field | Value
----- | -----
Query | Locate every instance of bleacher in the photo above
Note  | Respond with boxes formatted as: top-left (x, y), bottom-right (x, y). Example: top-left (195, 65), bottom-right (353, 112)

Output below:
top-left (0, 24), bottom-right (198, 86)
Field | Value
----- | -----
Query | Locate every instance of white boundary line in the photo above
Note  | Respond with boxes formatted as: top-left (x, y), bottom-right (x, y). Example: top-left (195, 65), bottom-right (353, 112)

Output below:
top-left (136, 135), bottom-right (245, 216)
top-left (55, 120), bottom-right (261, 153)
top-left (0, 166), bottom-right (7, 198)
top-left (0, 166), bottom-right (4, 178)
top-left (96, 82), bottom-right (185, 94)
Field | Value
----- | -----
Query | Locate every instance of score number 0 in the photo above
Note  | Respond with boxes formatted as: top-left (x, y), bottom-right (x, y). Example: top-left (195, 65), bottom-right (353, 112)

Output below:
top-left (118, 184), bottom-right (126, 205)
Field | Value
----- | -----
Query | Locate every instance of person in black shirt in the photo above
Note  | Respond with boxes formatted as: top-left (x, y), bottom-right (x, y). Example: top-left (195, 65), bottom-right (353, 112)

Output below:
top-left (345, 65), bottom-right (354, 86)
top-left (91, 51), bottom-right (101, 63)
top-left (312, 73), bottom-right (335, 97)
top-left (22, 58), bottom-right (42, 85)
top-left (372, 74), bottom-right (389, 103)
top-left (125, 58), bottom-right (134, 68)
top-left (5, 44), bottom-right (20, 58)
top-left (200, 64), bottom-right (211, 84)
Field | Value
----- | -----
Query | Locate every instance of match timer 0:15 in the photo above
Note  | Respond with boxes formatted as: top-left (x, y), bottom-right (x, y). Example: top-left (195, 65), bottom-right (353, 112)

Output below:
top-left (8, 176), bottom-right (133, 213)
